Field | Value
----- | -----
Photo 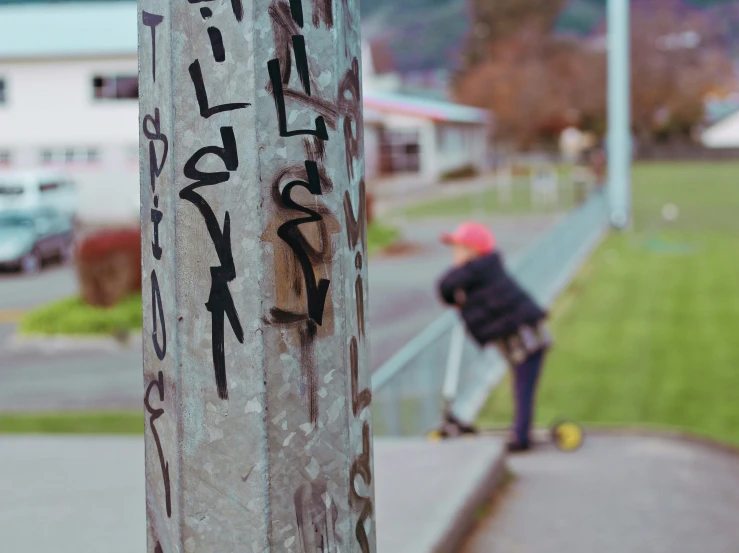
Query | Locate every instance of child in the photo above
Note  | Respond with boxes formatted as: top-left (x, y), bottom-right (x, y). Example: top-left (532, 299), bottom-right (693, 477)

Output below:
top-left (438, 222), bottom-right (551, 452)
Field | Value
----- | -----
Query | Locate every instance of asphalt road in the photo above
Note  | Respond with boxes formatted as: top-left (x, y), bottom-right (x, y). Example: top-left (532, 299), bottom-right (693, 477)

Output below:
top-left (0, 215), bottom-right (560, 412)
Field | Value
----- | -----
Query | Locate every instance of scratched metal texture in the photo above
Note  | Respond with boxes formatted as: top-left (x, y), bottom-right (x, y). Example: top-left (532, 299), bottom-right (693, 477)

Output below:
top-left (138, 0), bottom-right (374, 550)
top-left (371, 191), bottom-right (610, 436)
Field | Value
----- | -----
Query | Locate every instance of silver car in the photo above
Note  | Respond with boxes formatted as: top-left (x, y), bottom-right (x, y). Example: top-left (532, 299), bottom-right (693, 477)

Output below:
top-left (0, 211), bottom-right (74, 273)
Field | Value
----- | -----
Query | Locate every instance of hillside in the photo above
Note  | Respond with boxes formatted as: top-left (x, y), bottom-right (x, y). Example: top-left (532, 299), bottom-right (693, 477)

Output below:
top-left (2, 0), bottom-right (737, 72)
top-left (362, 0), bottom-right (739, 73)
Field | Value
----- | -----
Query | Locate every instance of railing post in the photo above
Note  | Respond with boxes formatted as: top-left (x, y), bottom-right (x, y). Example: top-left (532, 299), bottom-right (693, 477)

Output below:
top-left (138, 0), bottom-right (375, 550)
top-left (607, 0), bottom-right (632, 228)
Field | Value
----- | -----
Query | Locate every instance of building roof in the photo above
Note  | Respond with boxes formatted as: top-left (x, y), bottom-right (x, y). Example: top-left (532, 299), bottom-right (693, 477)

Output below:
top-left (0, 1), bottom-right (137, 59)
top-left (363, 91), bottom-right (489, 125)
top-left (0, 1), bottom-right (489, 125)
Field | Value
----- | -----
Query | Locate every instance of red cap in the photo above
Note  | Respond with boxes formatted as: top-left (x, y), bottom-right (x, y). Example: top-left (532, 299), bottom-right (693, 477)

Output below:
top-left (440, 222), bottom-right (496, 255)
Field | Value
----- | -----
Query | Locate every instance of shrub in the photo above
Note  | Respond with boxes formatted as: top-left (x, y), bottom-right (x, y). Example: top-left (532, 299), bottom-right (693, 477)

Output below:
top-left (76, 228), bottom-right (141, 307)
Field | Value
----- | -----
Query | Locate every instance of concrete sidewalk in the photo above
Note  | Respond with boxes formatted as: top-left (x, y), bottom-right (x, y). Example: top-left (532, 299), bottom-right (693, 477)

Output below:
top-left (0, 435), bottom-right (505, 553)
top-left (462, 433), bottom-right (739, 553)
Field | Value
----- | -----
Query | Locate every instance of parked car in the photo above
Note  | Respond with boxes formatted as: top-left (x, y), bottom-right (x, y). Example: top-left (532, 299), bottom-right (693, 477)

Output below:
top-left (0, 170), bottom-right (78, 225)
top-left (0, 211), bottom-right (74, 273)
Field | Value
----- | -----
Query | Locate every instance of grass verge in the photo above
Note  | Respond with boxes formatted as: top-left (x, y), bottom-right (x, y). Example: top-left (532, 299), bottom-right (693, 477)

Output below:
top-left (19, 294), bottom-right (142, 336)
top-left (477, 161), bottom-right (739, 446)
top-left (0, 411), bottom-right (144, 435)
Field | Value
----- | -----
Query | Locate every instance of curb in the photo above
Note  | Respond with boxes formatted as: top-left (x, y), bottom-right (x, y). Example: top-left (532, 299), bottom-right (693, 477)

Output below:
top-left (431, 444), bottom-right (509, 553)
top-left (479, 425), bottom-right (739, 458)
top-left (5, 332), bottom-right (142, 355)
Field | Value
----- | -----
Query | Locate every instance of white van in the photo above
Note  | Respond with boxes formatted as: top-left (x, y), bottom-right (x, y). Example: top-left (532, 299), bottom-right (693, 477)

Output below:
top-left (0, 170), bottom-right (78, 223)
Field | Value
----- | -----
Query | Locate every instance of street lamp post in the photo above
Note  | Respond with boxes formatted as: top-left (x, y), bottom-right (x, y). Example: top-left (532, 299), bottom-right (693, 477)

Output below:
top-left (138, 0), bottom-right (375, 551)
top-left (607, 0), bottom-right (632, 228)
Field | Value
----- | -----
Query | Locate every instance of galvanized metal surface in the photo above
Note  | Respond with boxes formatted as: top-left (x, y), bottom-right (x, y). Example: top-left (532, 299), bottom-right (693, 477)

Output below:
top-left (607, 0), bottom-right (632, 227)
top-left (138, 0), bottom-right (374, 551)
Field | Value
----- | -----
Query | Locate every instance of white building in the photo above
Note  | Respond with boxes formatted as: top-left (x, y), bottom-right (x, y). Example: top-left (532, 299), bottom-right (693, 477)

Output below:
top-left (0, 1), bottom-right (491, 224)
top-left (702, 109), bottom-right (739, 149)
top-left (0, 2), bottom-right (139, 224)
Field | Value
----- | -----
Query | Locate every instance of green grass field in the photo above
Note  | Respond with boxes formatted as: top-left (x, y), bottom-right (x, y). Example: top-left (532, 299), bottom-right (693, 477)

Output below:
top-left (478, 161), bottom-right (739, 445)
top-left (0, 411), bottom-right (143, 434)
top-left (401, 170), bottom-right (584, 219)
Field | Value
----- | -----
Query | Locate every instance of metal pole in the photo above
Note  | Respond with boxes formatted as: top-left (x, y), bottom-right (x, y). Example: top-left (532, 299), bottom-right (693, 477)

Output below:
top-left (442, 321), bottom-right (466, 405)
top-left (138, 0), bottom-right (375, 551)
top-left (607, 0), bottom-right (631, 228)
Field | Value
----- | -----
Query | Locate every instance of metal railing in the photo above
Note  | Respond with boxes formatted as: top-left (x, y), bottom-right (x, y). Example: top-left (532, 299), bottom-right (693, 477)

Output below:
top-left (371, 191), bottom-right (610, 436)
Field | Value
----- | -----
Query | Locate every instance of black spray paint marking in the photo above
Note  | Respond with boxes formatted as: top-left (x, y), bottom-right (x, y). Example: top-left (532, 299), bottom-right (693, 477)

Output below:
top-left (350, 337), bottom-right (371, 416)
top-left (151, 270), bottom-right (167, 361)
top-left (207, 27), bottom-right (226, 62)
top-left (343, 179), bottom-right (367, 253)
top-left (144, 371), bottom-right (171, 518)
top-left (181, 127), bottom-right (245, 400)
top-left (267, 59), bottom-right (328, 139)
top-left (142, 12), bottom-right (164, 82)
top-left (189, 60), bottom-right (250, 119)
top-left (186, 0), bottom-right (242, 21)
top-left (230, 0), bottom-right (244, 21)
top-left (151, 196), bottom-right (163, 261)
top-left (338, 58), bottom-right (362, 181)
top-left (266, 2), bottom-right (339, 126)
top-left (267, 0), bottom-right (340, 138)
top-left (155, 543), bottom-right (163, 553)
top-left (274, 160), bottom-right (331, 326)
top-left (354, 252), bottom-right (365, 339)
top-left (294, 481), bottom-right (340, 552)
top-left (350, 422), bottom-right (373, 553)
top-left (289, 0), bottom-right (304, 28)
top-left (143, 109), bottom-right (169, 194)
top-left (143, 110), bottom-right (168, 260)
top-left (200, 7), bottom-right (212, 18)
top-left (291, 35), bottom-right (311, 95)
top-left (268, 1), bottom-right (300, 86)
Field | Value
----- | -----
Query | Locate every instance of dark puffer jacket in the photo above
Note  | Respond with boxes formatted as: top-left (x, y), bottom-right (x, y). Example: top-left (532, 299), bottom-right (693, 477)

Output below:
top-left (438, 252), bottom-right (546, 346)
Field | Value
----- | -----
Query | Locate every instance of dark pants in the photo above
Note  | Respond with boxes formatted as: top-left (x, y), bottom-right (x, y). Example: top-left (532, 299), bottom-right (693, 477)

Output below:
top-left (511, 349), bottom-right (545, 445)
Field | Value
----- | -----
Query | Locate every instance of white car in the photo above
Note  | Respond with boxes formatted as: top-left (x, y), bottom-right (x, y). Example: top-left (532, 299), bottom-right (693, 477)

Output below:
top-left (0, 170), bottom-right (78, 225)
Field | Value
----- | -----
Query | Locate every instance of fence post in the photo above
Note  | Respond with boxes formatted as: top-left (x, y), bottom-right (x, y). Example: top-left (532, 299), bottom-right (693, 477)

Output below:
top-left (138, 0), bottom-right (375, 551)
top-left (607, 0), bottom-right (632, 228)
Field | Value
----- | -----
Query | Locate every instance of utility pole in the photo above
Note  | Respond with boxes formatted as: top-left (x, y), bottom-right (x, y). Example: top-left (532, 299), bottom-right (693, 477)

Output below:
top-left (607, 0), bottom-right (632, 228)
top-left (138, 0), bottom-right (375, 550)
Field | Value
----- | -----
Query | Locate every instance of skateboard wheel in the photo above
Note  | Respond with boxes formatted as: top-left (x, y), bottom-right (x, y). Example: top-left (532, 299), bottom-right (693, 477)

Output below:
top-left (551, 420), bottom-right (584, 452)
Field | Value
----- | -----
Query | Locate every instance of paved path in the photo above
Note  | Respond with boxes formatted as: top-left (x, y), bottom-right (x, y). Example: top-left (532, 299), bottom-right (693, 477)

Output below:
top-left (0, 215), bottom-right (559, 412)
top-left (0, 435), bottom-right (504, 553)
top-left (462, 433), bottom-right (739, 553)
top-left (4, 432), bottom-right (738, 553)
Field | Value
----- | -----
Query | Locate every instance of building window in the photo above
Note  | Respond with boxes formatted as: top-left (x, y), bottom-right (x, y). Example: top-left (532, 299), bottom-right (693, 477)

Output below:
top-left (93, 75), bottom-right (138, 100)
top-left (0, 150), bottom-right (11, 166)
top-left (380, 130), bottom-right (421, 174)
top-left (40, 147), bottom-right (102, 165)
